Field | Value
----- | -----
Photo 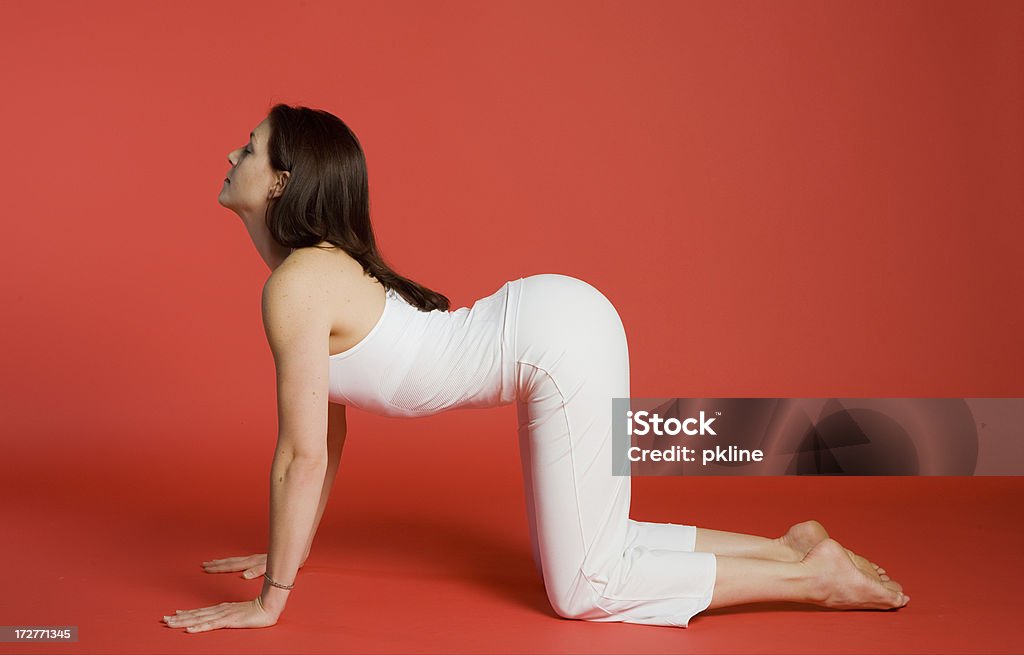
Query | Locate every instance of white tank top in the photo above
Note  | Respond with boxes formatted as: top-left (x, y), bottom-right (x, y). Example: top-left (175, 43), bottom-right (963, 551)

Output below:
top-left (327, 278), bottom-right (522, 417)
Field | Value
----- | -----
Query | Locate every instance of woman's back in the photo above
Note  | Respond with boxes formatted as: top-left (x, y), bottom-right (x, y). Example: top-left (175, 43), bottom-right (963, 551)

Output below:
top-left (328, 278), bottom-right (522, 417)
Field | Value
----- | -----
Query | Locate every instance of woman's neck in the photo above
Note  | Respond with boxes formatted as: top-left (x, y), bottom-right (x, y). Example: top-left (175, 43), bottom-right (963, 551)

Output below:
top-left (244, 221), bottom-right (293, 271)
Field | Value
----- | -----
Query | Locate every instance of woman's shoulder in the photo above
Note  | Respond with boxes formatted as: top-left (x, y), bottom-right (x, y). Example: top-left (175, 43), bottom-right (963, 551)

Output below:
top-left (265, 244), bottom-right (365, 297)
top-left (279, 243), bottom-right (363, 277)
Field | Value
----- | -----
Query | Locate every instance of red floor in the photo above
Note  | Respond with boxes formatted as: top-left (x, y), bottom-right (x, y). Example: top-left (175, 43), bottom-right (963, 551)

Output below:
top-left (3, 430), bottom-right (1021, 654)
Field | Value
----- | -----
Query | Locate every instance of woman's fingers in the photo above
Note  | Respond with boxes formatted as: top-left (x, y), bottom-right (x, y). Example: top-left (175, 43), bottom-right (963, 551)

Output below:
top-left (165, 605), bottom-right (231, 629)
top-left (177, 604), bottom-right (227, 619)
top-left (242, 565), bottom-right (266, 579)
top-left (201, 554), bottom-right (266, 574)
top-left (201, 557), bottom-right (244, 572)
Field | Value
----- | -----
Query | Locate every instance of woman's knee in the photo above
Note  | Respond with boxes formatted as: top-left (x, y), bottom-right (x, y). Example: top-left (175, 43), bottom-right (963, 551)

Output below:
top-left (548, 593), bottom-right (602, 621)
top-left (544, 577), bottom-right (612, 621)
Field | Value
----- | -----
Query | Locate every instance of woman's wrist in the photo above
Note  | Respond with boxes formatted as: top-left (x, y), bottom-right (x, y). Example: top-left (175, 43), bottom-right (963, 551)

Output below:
top-left (259, 577), bottom-right (292, 617)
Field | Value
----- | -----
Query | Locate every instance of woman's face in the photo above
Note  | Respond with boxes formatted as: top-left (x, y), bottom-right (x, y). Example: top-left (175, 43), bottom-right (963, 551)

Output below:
top-left (218, 117), bottom-right (288, 219)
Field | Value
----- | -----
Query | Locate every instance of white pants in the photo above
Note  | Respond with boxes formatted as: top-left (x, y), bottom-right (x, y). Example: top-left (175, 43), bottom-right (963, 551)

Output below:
top-left (511, 274), bottom-right (717, 628)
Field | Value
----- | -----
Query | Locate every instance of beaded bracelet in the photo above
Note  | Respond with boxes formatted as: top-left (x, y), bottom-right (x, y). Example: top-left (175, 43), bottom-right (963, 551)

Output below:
top-left (263, 572), bottom-right (295, 590)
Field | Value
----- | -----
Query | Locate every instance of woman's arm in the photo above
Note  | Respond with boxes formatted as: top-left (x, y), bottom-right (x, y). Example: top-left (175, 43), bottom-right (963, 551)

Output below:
top-left (257, 262), bottom-right (337, 618)
top-left (302, 402), bottom-right (347, 563)
top-left (262, 453), bottom-right (327, 615)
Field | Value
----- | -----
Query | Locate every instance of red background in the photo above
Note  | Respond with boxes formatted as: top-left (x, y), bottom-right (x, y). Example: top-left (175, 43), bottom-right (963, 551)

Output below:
top-left (1, 0), bottom-right (1021, 653)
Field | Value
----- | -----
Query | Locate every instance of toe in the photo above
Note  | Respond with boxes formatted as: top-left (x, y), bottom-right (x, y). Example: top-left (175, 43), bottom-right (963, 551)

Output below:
top-left (882, 579), bottom-right (903, 593)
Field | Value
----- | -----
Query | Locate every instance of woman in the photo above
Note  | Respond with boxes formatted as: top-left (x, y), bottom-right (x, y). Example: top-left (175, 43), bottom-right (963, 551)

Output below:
top-left (162, 104), bottom-right (908, 633)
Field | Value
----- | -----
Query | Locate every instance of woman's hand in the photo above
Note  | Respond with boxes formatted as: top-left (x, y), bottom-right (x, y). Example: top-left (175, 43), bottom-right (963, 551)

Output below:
top-left (201, 552), bottom-right (306, 580)
top-left (162, 598), bottom-right (277, 632)
top-left (160, 552), bottom-right (307, 632)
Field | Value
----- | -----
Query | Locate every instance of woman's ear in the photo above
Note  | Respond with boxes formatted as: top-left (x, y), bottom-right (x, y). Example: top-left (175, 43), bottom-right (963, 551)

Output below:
top-left (269, 170), bottom-right (290, 199)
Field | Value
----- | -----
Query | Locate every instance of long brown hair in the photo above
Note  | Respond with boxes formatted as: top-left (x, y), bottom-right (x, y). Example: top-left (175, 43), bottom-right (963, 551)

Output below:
top-left (263, 103), bottom-right (449, 311)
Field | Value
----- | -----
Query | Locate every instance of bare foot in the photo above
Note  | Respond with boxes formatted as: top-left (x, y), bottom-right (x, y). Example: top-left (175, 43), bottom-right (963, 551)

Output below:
top-left (802, 538), bottom-right (909, 609)
top-left (777, 520), bottom-right (830, 560)
top-left (776, 520), bottom-right (891, 582)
